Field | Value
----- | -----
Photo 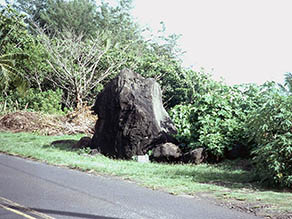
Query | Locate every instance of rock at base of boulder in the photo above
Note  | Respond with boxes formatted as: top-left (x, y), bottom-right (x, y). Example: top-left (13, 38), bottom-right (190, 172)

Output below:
top-left (73, 137), bottom-right (92, 149)
top-left (151, 143), bottom-right (182, 162)
top-left (182, 148), bottom-right (206, 164)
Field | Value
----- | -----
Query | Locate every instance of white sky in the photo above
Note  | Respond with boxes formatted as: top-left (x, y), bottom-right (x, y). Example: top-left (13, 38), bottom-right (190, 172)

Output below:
top-left (132, 0), bottom-right (292, 85)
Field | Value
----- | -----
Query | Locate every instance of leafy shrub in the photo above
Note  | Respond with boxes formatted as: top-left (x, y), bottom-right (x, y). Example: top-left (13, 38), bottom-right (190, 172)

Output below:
top-left (247, 84), bottom-right (292, 187)
top-left (169, 104), bottom-right (196, 148)
top-left (0, 88), bottom-right (63, 114)
top-left (169, 71), bottom-right (248, 160)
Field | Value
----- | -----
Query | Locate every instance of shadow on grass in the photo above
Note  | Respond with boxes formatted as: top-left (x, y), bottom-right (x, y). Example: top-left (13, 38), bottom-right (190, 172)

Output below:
top-left (42, 139), bottom-right (79, 152)
top-left (172, 160), bottom-right (259, 190)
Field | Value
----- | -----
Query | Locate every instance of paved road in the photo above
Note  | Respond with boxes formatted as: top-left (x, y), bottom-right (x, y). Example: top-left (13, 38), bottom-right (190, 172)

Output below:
top-left (0, 153), bottom-right (260, 219)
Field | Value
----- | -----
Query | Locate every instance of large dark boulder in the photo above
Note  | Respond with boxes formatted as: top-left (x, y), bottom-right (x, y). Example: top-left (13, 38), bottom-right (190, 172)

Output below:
top-left (91, 69), bottom-right (177, 159)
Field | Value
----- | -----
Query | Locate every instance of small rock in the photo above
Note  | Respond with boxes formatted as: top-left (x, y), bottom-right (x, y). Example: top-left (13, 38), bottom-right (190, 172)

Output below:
top-left (151, 142), bottom-right (182, 162)
top-left (183, 148), bottom-right (205, 164)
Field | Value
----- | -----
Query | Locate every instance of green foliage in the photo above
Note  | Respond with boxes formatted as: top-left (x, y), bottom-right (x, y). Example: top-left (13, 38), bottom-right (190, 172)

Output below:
top-left (246, 83), bottom-right (292, 187)
top-left (20, 36), bottom-right (52, 91)
top-left (0, 6), bottom-right (38, 95)
top-left (2, 1), bottom-right (185, 110)
top-left (169, 104), bottom-right (196, 149)
top-left (96, 0), bottom-right (137, 42)
top-left (1, 88), bottom-right (63, 113)
top-left (12, 0), bottom-right (138, 41)
top-left (0, 5), bottom-right (27, 53)
top-left (8, 0), bottom-right (50, 27)
top-left (39, 0), bottom-right (99, 37)
top-left (169, 71), bottom-right (247, 159)
top-left (284, 72), bottom-right (292, 93)
top-left (170, 78), bottom-right (292, 188)
top-left (6, 1), bottom-right (144, 108)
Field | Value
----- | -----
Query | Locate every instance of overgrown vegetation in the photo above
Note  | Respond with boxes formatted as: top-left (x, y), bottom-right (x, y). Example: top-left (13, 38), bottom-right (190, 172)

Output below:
top-left (1, 88), bottom-right (63, 113)
top-left (246, 83), bottom-right (292, 188)
top-left (0, 0), bottom-right (292, 191)
top-left (169, 71), bottom-right (247, 160)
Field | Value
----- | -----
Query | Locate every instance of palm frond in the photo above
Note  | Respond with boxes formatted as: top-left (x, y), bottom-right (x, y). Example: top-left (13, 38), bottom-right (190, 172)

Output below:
top-left (284, 72), bottom-right (292, 93)
top-left (0, 53), bottom-right (29, 92)
top-left (0, 53), bottom-right (29, 61)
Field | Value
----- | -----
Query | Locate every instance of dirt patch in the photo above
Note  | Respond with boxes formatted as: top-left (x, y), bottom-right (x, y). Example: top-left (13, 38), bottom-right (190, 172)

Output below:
top-left (196, 192), bottom-right (292, 219)
top-left (220, 199), bottom-right (292, 219)
top-left (0, 111), bottom-right (43, 133)
top-left (0, 106), bottom-right (97, 135)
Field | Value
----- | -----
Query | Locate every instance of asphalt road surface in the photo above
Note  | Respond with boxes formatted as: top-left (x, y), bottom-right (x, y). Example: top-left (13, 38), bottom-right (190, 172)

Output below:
top-left (0, 153), bottom-right (260, 219)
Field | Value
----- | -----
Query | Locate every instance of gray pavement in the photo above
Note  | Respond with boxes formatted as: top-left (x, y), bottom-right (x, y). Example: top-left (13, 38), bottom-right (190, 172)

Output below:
top-left (0, 153), bottom-right (260, 219)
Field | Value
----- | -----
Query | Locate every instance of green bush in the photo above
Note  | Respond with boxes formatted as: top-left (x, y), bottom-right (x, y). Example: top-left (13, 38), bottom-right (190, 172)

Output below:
top-left (247, 85), bottom-right (292, 187)
top-left (169, 72), bottom-right (247, 160)
top-left (170, 79), bottom-right (292, 187)
top-left (0, 88), bottom-right (63, 114)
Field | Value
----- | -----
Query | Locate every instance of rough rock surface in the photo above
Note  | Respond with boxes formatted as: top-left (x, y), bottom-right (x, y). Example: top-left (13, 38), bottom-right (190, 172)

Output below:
top-left (91, 69), bottom-right (177, 159)
top-left (183, 148), bottom-right (206, 164)
top-left (73, 137), bottom-right (92, 149)
top-left (151, 142), bottom-right (182, 162)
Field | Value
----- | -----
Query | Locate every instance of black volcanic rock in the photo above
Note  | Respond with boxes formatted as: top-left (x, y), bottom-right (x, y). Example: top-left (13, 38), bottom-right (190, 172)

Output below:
top-left (91, 69), bottom-right (177, 159)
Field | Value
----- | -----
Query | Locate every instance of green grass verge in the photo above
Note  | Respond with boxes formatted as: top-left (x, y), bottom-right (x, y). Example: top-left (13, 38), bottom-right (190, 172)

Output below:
top-left (0, 132), bottom-right (291, 218)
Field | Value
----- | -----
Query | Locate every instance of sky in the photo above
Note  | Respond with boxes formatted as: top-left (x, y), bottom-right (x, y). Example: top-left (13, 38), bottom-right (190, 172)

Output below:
top-left (1, 0), bottom-right (291, 85)
top-left (131, 0), bottom-right (292, 85)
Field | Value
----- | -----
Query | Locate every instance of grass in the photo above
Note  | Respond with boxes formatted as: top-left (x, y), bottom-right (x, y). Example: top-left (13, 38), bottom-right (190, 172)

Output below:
top-left (0, 131), bottom-right (291, 218)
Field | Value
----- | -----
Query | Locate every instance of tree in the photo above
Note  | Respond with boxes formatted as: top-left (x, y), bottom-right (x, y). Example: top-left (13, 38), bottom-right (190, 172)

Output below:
top-left (6, 0), bottom-right (49, 24)
top-left (96, 0), bottom-right (138, 41)
top-left (0, 5), bottom-right (27, 53)
top-left (38, 29), bottom-right (128, 108)
top-left (8, 0), bottom-right (186, 109)
top-left (41, 0), bottom-right (100, 37)
top-left (9, 0), bottom-right (98, 37)
top-left (10, 0), bottom-right (138, 39)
